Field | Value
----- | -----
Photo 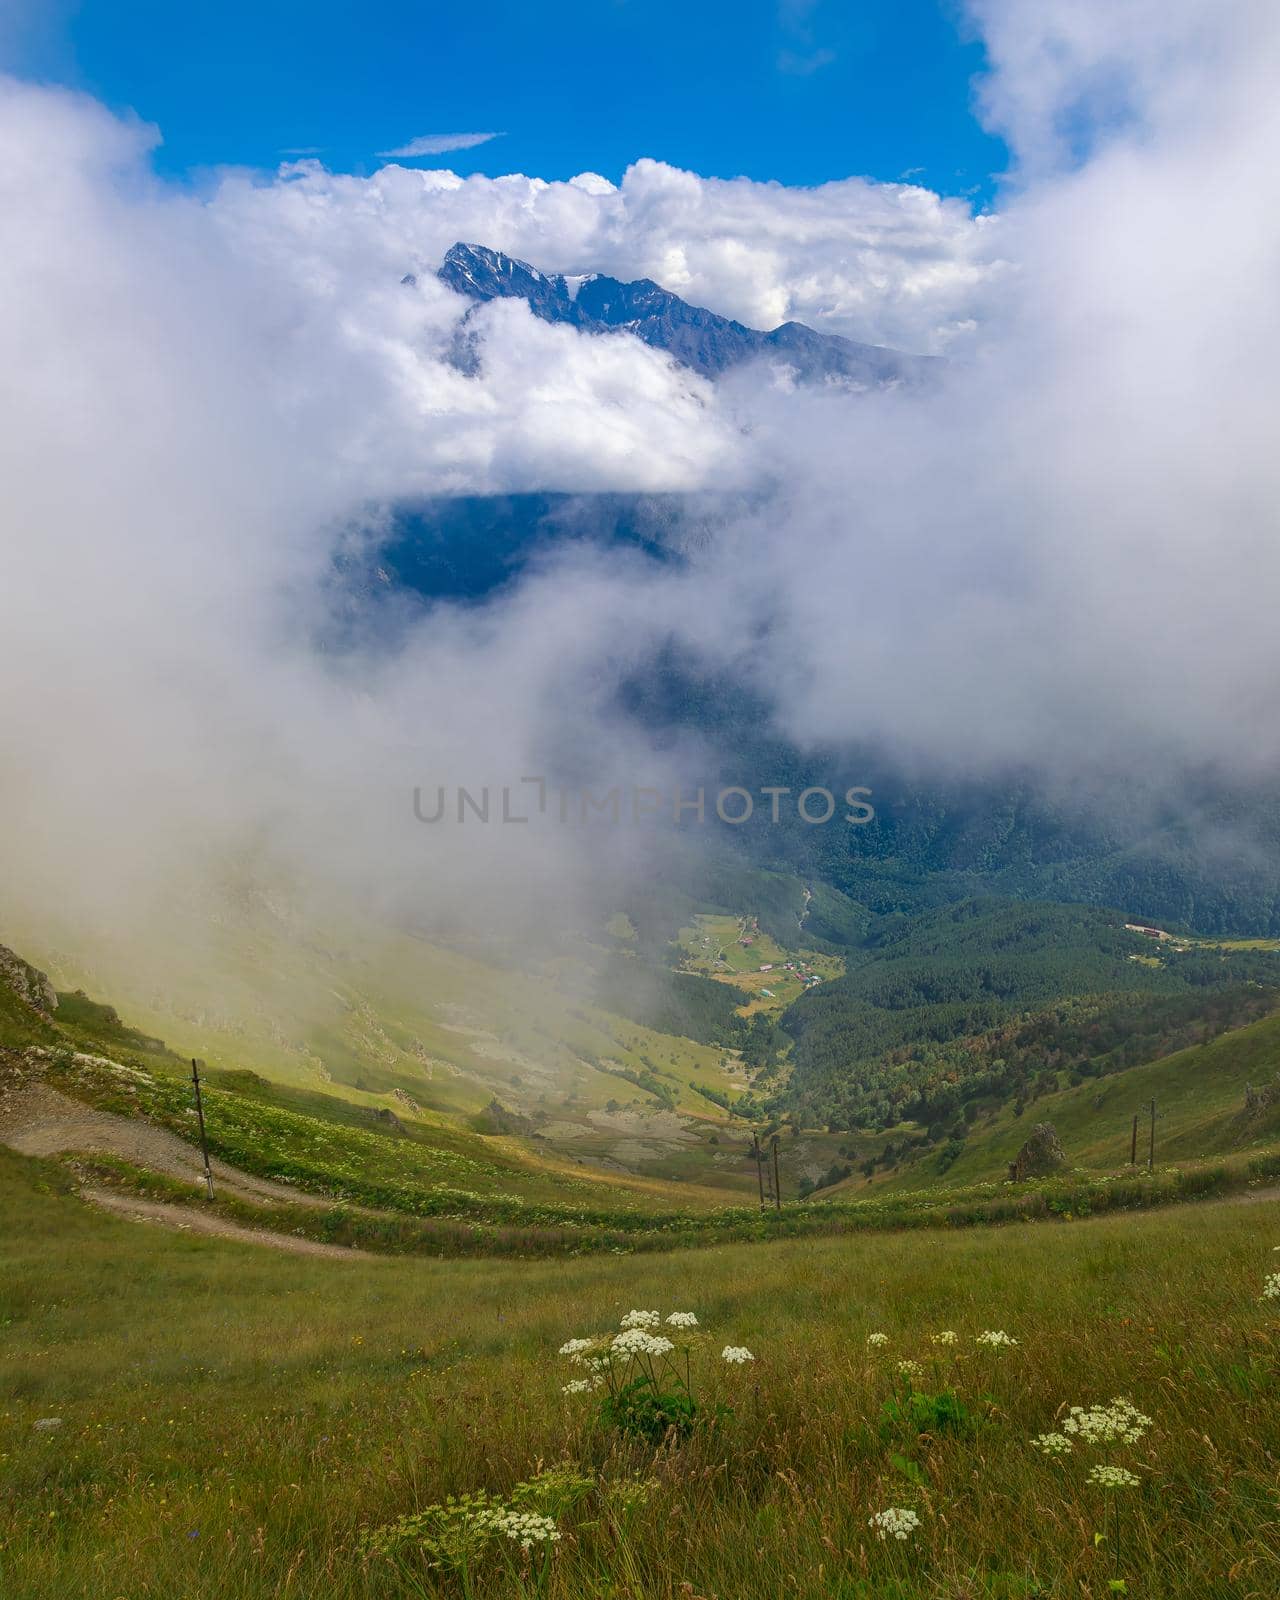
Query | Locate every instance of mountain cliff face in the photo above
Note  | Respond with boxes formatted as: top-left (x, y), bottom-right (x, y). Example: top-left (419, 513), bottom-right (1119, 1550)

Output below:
top-left (436, 242), bottom-right (934, 387)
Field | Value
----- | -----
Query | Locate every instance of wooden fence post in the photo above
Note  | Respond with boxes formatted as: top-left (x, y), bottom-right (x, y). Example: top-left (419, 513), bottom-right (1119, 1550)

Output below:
top-left (191, 1059), bottom-right (215, 1201)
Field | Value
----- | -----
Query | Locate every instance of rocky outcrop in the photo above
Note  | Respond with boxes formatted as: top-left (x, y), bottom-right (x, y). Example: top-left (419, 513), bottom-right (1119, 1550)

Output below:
top-left (1008, 1122), bottom-right (1066, 1182)
top-left (1242, 1078), bottom-right (1280, 1119)
top-left (0, 943), bottom-right (57, 1016)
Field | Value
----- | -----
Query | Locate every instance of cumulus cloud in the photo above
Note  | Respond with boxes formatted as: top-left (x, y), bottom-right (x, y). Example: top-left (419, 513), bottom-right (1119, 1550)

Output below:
top-left (378, 131), bottom-right (503, 158)
top-left (1, 0), bottom-right (1280, 992)
top-left (0, 76), bottom-right (727, 979)
top-left (239, 155), bottom-right (996, 356)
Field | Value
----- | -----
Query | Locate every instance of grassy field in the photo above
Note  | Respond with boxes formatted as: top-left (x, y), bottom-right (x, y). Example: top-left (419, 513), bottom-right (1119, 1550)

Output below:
top-left (38, 1042), bottom-right (1280, 1261)
top-left (4, 1144), bottom-right (1280, 1599)
top-left (10, 913), bottom-right (753, 1169)
top-left (675, 913), bottom-right (844, 1017)
top-left (4, 910), bottom-right (853, 1208)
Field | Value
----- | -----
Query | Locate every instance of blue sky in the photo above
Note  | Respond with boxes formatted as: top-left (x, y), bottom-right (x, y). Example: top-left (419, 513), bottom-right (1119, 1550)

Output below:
top-left (14, 0), bottom-right (1006, 196)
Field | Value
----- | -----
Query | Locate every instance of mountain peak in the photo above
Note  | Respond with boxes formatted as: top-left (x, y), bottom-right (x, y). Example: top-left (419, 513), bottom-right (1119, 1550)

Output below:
top-left (434, 242), bottom-right (933, 387)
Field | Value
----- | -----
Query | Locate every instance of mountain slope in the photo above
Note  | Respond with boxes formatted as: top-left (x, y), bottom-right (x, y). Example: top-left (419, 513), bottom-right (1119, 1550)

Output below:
top-left (859, 1003), bottom-right (1280, 1195)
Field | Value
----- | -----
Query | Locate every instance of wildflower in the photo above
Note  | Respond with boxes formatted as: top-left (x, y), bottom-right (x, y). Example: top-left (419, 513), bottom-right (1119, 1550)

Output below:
top-left (1061, 1399), bottom-right (1152, 1446)
top-left (666, 1311), bottom-right (699, 1328)
top-left (721, 1345), bottom-right (755, 1364)
top-left (976, 1330), bottom-right (1019, 1349)
top-left (480, 1508), bottom-right (562, 1550)
top-left (1087, 1465), bottom-right (1141, 1490)
top-left (1262, 1272), bottom-right (1280, 1301)
top-left (561, 1377), bottom-right (601, 1395)
top-left (620, 1309), bottom-right (661, 1329)
top-left (1033, 1431), bottom-right (1073, 1457)
top-left (612, 1329), bottom-right (675, 1357)
top-left (866, 1332), bottom-right (889, 1347)
top-left (896, 1359), bottom-right (924, 1380)
top-left (868, 1506), bottom-right (921, 1542)
top-left (930, 1330), bottom-right (958, 1346)
top-left (558, 1337), bottom-right (595, 1358)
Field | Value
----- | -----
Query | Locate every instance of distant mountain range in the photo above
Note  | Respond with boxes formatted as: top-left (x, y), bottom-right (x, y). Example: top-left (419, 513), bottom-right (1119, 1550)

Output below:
top-left (432, 242), bottom-right (935, 388)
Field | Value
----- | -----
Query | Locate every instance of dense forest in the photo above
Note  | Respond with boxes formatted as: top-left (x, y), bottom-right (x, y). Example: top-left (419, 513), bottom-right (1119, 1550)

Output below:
top-left (776, 899), bottom-right (1280, 1130)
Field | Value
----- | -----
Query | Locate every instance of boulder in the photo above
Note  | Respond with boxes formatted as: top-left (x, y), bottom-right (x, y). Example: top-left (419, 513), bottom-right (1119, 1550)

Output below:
top-left (1008, 1122), bottom-right (1066, 1181)
top-left (1243, 1078), bottom-right (1280, 1119)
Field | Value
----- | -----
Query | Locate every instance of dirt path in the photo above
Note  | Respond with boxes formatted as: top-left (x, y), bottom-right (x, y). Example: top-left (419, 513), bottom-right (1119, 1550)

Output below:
top-left (1221, 1184), bottom-right (1280, 1205)
top-left (80, 1186), bottom-right (375, 1258)
top-left (0, 1081), bottom-right (325, 1208)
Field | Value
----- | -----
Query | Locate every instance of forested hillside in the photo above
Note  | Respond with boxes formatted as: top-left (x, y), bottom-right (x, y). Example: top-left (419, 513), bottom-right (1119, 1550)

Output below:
top-left (777, 900), bottom-right (1280, 1129)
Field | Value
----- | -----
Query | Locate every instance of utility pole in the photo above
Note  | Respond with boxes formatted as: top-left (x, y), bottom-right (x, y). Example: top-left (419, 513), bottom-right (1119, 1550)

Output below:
top-left (752, 1132), bottom-right (765, 1208)
top-left (771, 1134), bottom-right (782, 1213)
top-left (191, 1059), bottom-right (215, 1200)
top-left (1147, 1098), bottom-right (1157, 1173)
top-left (1130, 1113), bottom-right (1138, 1166)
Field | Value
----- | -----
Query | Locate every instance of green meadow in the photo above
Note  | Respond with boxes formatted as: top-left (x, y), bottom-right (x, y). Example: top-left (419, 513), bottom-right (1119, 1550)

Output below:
top-left (3, 1144), bottom-right (1280, 1599)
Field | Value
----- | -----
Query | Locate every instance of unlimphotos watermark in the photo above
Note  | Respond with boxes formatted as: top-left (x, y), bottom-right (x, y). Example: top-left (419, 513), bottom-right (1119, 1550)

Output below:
top-left (412, 779), bottom-right (875, 827)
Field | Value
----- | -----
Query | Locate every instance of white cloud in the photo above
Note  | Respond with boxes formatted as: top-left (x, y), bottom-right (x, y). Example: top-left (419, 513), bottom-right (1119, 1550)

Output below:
top-left (378, 131), bottom-right (503, 158)
top-left (3, 0), bottom-right (1280, 979)
top-left (232, 155), bottom-right (998, 356)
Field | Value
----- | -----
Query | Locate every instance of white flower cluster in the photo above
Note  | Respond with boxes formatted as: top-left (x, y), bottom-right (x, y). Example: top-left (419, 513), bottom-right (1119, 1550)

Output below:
top-left (620, 1309), bottom-right (661, 1329)
top-left (1062, 1398), bottom-right (1152, 1446)
top-left (976, 1330), bottom-right (1019, 1349)
top-left (896, 1359), bottom-right (923, 1380)
top-left (666, 1311), bottom-right (699, 1328)
top-left (1261, 1272), bottom-right (1280, 1301)
top-left (866, 1332), bottom-right (889, 1347)
top-left (868, 1506), bottom-right (921, 1542)
top-left (558, 1338), bottom-right (595, 1358)
top-left (612, 1328), bottom-right (675, 1357)
top-left (721, 1346), bottom-right (755, 1364)
top-left (1087, 1465), bottom-right (1141, 1490)
top-left (930, 1330), bottom-right (958, 1346)
top-left (480, 1508), bottom-right (562, 1550)
top-left (561, 1377), bottom-right (602, 1395)
top-left (1033, 1431), bottom-right (1074, 1457)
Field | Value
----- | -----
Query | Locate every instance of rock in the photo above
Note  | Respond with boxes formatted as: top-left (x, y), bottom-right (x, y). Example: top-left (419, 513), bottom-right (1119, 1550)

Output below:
top-left (1243, 1078), bottom-right (1280, 1118)
top-left (0, 943), bottom-right (57, 1016)
top-left (1008, 1122), bottom-right (1066, 1182)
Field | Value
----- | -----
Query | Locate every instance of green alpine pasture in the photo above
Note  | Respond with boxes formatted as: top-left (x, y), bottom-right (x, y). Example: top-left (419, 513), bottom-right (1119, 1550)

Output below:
top-left (4, 1145), bottom-right (1280, 1599)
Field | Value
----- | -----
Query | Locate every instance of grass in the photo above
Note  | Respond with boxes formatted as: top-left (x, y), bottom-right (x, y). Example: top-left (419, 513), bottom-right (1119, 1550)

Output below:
top-left (3, 1144), bottom-right (1280, 1598)
top-left (675, 913), bottom-right (843, 1017)
top-left (39, 1045), bottom-right (1280, 1256)
top-left (39, 1050), bottom-right (737, 1221)
top-left (13, 913), bottom-right (750, 1146)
